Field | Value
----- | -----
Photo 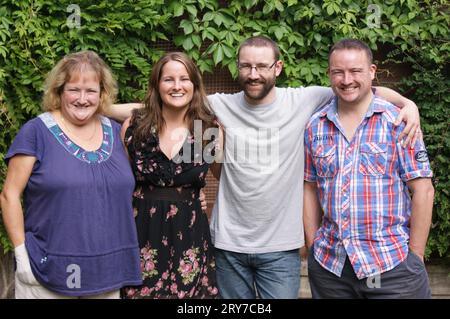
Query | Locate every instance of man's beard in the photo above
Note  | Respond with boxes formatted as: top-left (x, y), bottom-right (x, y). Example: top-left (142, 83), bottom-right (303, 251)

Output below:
top-left (238, 75), bottom-right (276, 102)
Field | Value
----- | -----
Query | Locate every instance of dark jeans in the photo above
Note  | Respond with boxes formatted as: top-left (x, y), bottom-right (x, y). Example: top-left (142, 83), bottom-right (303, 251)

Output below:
top-left (308, 248), bottom-right (431, 299)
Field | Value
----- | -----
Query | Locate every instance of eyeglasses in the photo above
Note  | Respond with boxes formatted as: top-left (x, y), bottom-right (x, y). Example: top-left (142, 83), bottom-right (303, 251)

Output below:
top-left (237, 61), bottom-right (277, 74)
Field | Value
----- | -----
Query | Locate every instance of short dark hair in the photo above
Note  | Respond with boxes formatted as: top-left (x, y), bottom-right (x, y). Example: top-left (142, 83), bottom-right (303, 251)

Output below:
top-left (237, 36), bottom-right (281, 62)
top-left (328, 39), bottom-right (373, 64)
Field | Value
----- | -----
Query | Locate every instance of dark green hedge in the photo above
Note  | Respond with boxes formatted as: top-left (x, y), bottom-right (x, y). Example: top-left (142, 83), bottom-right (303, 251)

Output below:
top-left (0, 0), bottom-right (448, 258)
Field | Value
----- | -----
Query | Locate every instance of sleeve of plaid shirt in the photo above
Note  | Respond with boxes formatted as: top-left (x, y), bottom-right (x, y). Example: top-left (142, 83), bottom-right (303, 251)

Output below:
top-left (304, 124), bottom-right (317, 182)
top-left (397, 128), bottom-right (433, 181)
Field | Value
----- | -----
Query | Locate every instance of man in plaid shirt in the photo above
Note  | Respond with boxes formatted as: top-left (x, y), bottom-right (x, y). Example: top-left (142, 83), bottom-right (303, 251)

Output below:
top-left (303, 39), bottom-right (434, 298)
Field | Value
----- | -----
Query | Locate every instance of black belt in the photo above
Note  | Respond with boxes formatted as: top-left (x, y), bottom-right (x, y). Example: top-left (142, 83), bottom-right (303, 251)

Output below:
top-left (138, 186), bottom-right (199, 201)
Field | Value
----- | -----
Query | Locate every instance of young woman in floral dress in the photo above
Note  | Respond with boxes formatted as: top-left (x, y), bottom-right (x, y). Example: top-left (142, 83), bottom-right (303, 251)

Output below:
top-left (121, 52), bottom-right (223, 299)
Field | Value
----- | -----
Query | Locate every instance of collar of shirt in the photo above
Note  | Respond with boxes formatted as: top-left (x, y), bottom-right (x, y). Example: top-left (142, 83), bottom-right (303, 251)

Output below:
top-left (318, 95), bottom-right (386, 125)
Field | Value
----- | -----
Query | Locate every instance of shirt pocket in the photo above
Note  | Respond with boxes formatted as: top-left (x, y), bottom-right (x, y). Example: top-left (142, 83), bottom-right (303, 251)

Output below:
top-left (312, 144), bottom-right (337, 178)
top-left (359, 142), bottom-right (387, 176)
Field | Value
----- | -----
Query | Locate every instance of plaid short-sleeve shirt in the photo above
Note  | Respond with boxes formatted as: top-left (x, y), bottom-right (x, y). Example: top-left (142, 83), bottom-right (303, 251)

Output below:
top-left (304, 96), bottom-right (433, 279)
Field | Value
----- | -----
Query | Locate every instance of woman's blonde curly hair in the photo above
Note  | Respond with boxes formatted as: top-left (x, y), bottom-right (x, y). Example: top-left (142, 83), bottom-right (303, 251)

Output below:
top-left (42, 50), bottom-right (117, 115)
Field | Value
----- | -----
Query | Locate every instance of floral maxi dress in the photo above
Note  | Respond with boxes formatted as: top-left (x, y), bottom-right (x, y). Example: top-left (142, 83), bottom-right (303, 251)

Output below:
top-left (122, 122), bottom-right (219, 299)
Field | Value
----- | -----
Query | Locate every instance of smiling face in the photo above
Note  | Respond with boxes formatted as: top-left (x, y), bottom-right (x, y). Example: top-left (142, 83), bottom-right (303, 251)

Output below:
top-left (61, 67), bottom-right (101, 125)
top-left (237, 46), bottom-right (281, 105)
top-left (328, 48), bottom-right (376, 107)
top-left (158, 60), bottom-right (194, 111)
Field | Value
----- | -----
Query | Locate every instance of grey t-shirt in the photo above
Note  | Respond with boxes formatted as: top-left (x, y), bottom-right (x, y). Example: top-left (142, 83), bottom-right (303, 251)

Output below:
top-left (208, 87), bottom-right (333, 253)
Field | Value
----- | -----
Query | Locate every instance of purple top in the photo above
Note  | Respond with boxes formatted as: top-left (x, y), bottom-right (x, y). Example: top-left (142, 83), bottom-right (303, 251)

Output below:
top-left (5, 112), bottom-right (142, 296)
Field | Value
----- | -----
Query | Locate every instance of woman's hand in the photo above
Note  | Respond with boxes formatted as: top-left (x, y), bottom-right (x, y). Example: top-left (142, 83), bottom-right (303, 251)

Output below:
top-left (14, 243), bottom-right (40, 285)
top-left (199, 190), bottom-right (207, 211)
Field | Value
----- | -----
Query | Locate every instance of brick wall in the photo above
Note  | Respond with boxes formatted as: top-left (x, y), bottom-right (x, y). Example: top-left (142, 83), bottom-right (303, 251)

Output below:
top-left (202, 67), bottom-right (240, 216)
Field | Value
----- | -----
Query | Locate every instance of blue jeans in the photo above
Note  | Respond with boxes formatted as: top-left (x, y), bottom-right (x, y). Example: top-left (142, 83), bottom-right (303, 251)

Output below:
top-left (215, 248), bottom-right (300, 299)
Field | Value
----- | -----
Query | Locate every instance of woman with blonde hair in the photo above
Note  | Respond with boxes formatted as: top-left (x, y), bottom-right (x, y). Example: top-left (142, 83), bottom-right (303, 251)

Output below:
top-left (0, 51), bottom-right (142, 298)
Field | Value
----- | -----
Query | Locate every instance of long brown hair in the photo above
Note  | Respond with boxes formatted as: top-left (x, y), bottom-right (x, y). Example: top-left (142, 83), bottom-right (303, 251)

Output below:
top-left (132, 52), bottom-right (217, 146)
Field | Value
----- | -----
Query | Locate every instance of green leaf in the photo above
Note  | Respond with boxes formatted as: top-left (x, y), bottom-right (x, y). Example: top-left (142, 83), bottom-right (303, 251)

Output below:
top-left (222, 44), bottom-right (234, 58)
top-left (182, 37), bottom-right (194, 51)
top-left (228, 61), bottom-right (238, 78)
top-left (203, 12), bottom-right (214, 22)
top-left (213, 44), bottom-right (224, 65)
top-left (244, 0), bottom-right (258, 9)
top-left (207, 27), bottom-right (220, 39)
top-left (180, 20), bottom-right (193, 34)
top-left (430, 25), bottom-right (438, 36)
top-left (263, 3), bottom-right (274, 14)
top-left (191, 34), bottom-right (201, 48)
top-left (332, 3), bottom-right (340, 14)
top-left (274, 27), bottom-right (284, 40)
top-left (213, 13), bottom-right (224, 26)
top-left (173, 5), bottom-right (184, 17)
top-left (186, 5), bottom-right (198, 17)
top-left (300, 67), bottom-right (310, 76)
top-left (204, 42), bottom-right (218, 55)
top-left (274, 0), bottom-right (284, 12)
top-left (202, 29), bottom-right (214, 41)
top-left (314, 33), bottom-right (322, 42)
top-left (326, 4), bottom-right (334, 15)
top-left (311, 66), bottom-right (321, 75)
